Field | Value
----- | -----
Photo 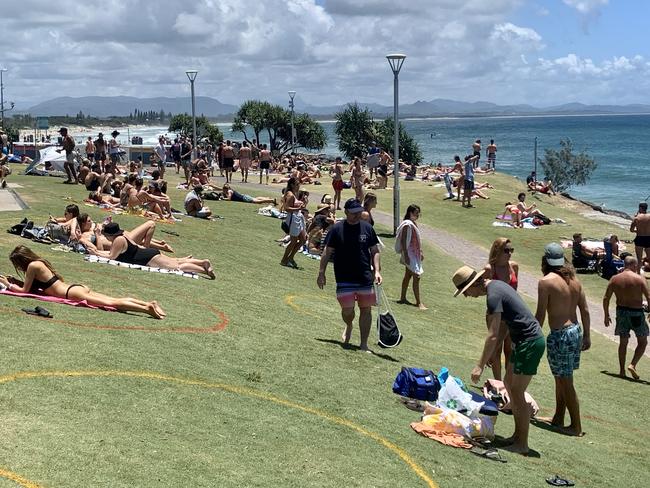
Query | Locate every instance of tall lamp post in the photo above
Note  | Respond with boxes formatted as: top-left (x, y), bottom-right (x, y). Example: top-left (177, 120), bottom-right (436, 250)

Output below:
top-left (0, 68), bottom-right (15, 129)
top-left (386, 54), bottom-right (406, 236)
top-left (186, 70), bottom-right (198, 160)
top-left (288, 90), bottom-right (296, 155)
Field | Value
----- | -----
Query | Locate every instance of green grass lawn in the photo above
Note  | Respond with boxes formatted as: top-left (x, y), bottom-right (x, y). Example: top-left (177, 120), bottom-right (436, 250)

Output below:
top-left (0, 169), bottom-right (647, 487)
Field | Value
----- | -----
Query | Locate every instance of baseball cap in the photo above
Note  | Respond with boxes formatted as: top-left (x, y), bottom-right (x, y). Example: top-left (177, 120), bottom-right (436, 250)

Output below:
top-left (343, 198), bottom-right (363, 213)
top-left (544, 242), bottom-right (565, 267)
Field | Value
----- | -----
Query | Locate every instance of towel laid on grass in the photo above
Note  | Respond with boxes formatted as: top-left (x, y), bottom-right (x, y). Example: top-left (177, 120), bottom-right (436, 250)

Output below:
top-left (85, 255), bottom-right (199, 279)
top-left (492, 221), bottom-right (539, 229)
top-left (258, 205), bottom-right (287, 219)
top-left (0, 289), bottom-right (117, 311)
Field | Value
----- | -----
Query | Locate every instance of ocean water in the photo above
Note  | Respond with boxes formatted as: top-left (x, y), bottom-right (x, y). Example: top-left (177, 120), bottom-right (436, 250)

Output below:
top-left (101, 114), bottom-right (650, 215)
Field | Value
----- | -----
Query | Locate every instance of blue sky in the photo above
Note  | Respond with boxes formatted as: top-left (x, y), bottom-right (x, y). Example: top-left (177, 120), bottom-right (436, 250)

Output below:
top-left (2, 0), bottom-right (649, 107)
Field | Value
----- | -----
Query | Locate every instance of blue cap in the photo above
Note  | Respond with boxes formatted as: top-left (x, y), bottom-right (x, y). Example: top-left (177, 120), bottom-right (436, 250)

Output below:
top-left (344, 198), bottom-right (363, 213)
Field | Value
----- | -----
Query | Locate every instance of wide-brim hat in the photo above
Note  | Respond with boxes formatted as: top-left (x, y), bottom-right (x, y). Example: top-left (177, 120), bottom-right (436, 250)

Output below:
top-left (111, 130), bottom-right (120, 137)
top-left (452, 265), bottom-right (485, 297)
top-left (102, 222), bottom-right (124, 237)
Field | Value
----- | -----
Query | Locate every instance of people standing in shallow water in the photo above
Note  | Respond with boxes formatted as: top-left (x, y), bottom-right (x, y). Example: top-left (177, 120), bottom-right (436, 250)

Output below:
top-left (396, 204), bottom-right (426, 310)
top-left (535, 243), bottom-right (590, 437)
top-left (0, 245), bottom-right (166, 319)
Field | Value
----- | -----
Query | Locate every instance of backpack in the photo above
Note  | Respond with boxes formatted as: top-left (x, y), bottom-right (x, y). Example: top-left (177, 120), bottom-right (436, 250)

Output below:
top-left (392, 367), bottom-right (440, 401)
top-left (376, 285), bottom-right (402, 348)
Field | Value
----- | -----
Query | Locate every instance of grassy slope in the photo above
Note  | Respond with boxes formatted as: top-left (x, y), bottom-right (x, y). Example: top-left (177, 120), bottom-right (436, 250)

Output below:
top-left (0, 168), bottom-right (647, 488)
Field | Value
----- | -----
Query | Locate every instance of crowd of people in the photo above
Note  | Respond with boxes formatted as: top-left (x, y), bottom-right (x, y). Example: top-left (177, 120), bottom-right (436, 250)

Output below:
top-left (2, 126), bottom-right (648, 462)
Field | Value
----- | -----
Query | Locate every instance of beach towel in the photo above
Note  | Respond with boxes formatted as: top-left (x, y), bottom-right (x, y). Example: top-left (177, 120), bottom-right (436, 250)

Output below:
top-left (84, 255), bottom-right (199, 279)
top-left (492, 221), bottom-right (539, 229)
top-left (394, 220), bottom-right (423, 275)
top-left (0, 289), bottom-right (117, 311)
top-left (258, 205), bottom-right (287, 219)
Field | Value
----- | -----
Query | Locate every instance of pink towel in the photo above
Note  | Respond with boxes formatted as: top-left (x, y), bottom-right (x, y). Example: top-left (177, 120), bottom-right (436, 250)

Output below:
top-left (1, 290), bottom-right (117, 311)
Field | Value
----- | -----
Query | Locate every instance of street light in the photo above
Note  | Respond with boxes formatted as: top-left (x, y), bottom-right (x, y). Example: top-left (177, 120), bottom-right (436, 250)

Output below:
top-left (288, 90), bottom-right (296, 155)
top-left (186, 69), bottom-right (198, 160)
top-left (0, 68), bottom-right (15, 129)
top-left (386, 53), bottom-right (406, 236)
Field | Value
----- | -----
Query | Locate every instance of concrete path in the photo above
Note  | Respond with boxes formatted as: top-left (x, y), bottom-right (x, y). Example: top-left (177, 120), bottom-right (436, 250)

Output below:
top-left (0, 189), bottom-right (28, 212)
top-left (228, 177), bottom-right (646, 356)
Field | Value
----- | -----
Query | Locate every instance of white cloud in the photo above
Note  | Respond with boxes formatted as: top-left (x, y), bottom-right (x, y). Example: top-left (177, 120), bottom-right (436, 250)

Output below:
top-left (490, 23), bottom-right (544, 49)
top-left (563, 0), bottom-right (609, 14)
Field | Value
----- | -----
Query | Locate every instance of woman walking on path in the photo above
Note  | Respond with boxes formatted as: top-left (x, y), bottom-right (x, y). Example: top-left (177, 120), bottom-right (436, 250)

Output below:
top-left (280, 177), bottom-right (307, 269)
top-left (1, 245), bottom-right (166, 319)
top-left (331, 157), bottom-right (344, 210)
top-left (361, 192), bottom-right (377, 227)
top-left (396, 204), bottom-right (426, 310)
top-left (483, 237), bottom-right (518, 380)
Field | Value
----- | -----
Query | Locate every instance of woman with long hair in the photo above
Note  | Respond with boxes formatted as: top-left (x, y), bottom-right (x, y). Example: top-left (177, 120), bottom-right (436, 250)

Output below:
top-left (280, 177), bottom-right (307, 268)
top-left (0, 245), bottom-right (166, 319)
top-left (482, 237), bottom-right (519, 380)
top-left (361, 192), bottom-right (377, 227)
top-left (350, 157), bottom-right (365, 202)
top-left (395, 204), bottom-right (426, 310)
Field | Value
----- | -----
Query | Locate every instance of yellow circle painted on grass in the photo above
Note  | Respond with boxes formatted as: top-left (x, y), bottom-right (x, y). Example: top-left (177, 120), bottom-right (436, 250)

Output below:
top-left (0, 370), bottom-right (437, 488)
top-left (0, 468), bottom-right (41, 488)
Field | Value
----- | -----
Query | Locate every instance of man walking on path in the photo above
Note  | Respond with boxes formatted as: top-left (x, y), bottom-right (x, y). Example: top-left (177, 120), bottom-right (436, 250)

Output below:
top-left (318, 198), bottom-right (382, 353)
top-left (56, 127), bottom-right (78, 184)
top-left (535, 243), bottom-right (590, 436)
top-left (603, 256), bottom-right (649, 379)
top-left (630, 202), bottom-right (650, 270)
top-left (454, 265), bottom-right (545, 455)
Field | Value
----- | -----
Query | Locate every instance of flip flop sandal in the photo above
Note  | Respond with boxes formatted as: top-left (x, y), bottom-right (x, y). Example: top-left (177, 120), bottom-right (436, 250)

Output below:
top-left (399, 397), bottom-right (424, 412)
top-left (22, 306), bottom-right (53, 318)
top-left (470, 447), bottom-right (507, 463)
top-left (546, 475), bottom-right (575, 486)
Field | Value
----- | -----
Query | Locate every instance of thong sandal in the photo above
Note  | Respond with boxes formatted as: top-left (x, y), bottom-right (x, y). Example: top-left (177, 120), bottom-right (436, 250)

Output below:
top-left (22, 306), bottom-right (53, 318)
top-left (546, 475), bottom-right (575, 486)
top-left (470, 447), bottom-right (507, 463)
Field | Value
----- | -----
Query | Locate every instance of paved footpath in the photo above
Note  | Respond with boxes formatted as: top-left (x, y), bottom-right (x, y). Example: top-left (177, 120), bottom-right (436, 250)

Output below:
top-left (206, 176), bottom-right (646, 356)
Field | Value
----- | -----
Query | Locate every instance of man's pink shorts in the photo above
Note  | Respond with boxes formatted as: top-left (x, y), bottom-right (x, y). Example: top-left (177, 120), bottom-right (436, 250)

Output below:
top-left (336, 284), bottom-right (376, 309)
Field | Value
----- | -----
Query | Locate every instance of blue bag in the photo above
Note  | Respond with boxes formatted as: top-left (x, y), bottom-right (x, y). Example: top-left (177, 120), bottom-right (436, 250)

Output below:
top-left (392, 367), bottom-right (441, 401)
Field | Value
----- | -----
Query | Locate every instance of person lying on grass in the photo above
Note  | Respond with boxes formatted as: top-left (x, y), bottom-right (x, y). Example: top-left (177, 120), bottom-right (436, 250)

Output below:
top-left (220, 183), bottom-right (276, 205)
top-left (90, 222), bottom-right (215, 279)
top-left (184, 185), bottom-right (212, 219)
top-left (73, 215), bottom-right (174, 253)
top-left (0, 245), bottom-right (166, 319)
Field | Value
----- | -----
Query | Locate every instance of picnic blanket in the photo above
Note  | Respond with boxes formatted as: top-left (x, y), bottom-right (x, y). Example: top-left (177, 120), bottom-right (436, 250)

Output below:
top-left (0, 289), bottom-right (117, 311)
top-left (84, 255), bottom-right (199, 279)
top-left (492, 221), bottom-right (538, 229)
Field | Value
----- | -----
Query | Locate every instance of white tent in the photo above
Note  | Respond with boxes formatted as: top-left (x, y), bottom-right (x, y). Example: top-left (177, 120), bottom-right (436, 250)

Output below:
top-left (24, 146), bottom-right (80, 175)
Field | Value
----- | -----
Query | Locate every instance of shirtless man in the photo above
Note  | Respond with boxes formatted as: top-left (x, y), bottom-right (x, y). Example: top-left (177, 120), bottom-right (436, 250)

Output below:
top-left (472, 139), bottom-right (481, 169)
top-left (222, 140), bottom-right (235, 183)
top-left (535, 243), bottom-right (590, 436)
top-left (486, 139), bottom-right (497, 170)
top-left (259, 144), bottom-right (272, 185)
top-left (516, 192), bottom-right (544, 218)
top-left (630, 202), bottom-right (650, 270)
top-left (238, 141), bottom-right (252, 183)
top-left (603, 256), bottom-right (649, 379)
top-left (85, 137), bottom-right (95, 162)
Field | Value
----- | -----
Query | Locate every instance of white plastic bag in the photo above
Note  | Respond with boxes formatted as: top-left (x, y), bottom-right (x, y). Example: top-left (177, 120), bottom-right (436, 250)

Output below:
top-left (436, 377), bottom-right (485, 417)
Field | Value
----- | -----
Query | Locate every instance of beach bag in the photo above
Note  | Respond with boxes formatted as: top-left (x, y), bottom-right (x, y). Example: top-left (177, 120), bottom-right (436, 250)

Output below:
top-left (45, 223), bottom-right (68, 243)
top-left (376, 285), bottom-right (402, 348)
top-left (436, 377), bottom-right (484, 417)
top-left (281, 213), bottom-right (293, 234)
top-left (392, 367), bottom-right (440, 401)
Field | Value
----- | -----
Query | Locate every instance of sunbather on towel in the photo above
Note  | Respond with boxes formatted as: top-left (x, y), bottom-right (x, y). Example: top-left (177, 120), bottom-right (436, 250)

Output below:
top-left (221, 183), bottom-right (276, 205)
top-left (91, 222), bottom-right (215, 279)
top-left (74, 215), bottom-right (174, 253)
top-left (0, 245), bottom-right (166, 319)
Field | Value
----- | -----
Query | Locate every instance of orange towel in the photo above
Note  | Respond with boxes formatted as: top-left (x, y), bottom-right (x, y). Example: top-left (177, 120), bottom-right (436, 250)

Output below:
top-left (410, 422), bottom-right (472, 449)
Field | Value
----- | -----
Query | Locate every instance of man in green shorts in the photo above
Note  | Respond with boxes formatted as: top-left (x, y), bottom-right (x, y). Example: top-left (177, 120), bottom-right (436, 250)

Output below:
top-left (453, 265), bottom-right (545, 455)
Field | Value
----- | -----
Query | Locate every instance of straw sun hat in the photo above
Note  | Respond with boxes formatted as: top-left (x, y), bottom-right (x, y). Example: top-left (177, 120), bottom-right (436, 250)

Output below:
top-left (452, 265), bottom-right (485, 297)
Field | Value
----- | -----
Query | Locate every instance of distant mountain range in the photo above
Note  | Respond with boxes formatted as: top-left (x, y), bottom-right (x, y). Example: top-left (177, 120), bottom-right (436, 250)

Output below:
top-left (22, 96), bottom-right (650, 119)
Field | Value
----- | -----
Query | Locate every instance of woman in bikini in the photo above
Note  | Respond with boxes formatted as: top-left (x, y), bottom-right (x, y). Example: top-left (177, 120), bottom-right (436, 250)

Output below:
top-left (73, 215), bottom-right (174, 253)
top-left (505, 202), bottom-right (523, 228)
top-left (91, 223), bottom-right (215, 279)
top-left (0, 245), bottom-right (166, 319)
top-left (482, 237), bottom-right (519, 380)
top-left (349, 157), bottom-right (365, 202)
top-left (331, 157), bottom-right (344, 210)
top-left (280, 177), bottom-right (306, 269)
top-left (360, 192), bottom-right (377, 227)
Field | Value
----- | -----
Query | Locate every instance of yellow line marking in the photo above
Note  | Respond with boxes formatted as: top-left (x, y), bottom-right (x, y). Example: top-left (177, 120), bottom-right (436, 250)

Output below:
top-left (283, 294), bottom-right (321, 318)
top-left (0, 370), bottom-right (437, 488)
top-left (0, 468), bottom-right (41, 488)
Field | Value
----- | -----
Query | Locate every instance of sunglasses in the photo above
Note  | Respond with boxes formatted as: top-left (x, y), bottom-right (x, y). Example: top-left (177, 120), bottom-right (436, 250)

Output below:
top-left (504, 247), bottom-right (515, 254)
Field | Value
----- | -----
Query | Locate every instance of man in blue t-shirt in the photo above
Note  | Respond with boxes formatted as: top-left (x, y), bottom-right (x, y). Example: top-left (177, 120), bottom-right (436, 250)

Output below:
top-left (318, 198), bottom-right (382, 352)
